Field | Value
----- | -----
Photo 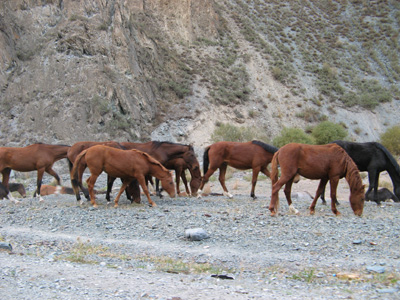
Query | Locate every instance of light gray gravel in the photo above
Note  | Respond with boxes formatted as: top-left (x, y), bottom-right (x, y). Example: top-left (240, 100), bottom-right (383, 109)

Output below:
top-left (1, 172), bottom-right (400, 299)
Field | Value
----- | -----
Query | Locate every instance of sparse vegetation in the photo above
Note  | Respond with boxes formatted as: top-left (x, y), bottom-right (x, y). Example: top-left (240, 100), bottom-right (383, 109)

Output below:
top-left (311, 121), bottom-right (348, 145)
top-left (380, 125), bottom-right (400, 155)
top-left (272, 127), bottom-right (314, 148)
top-left (211, 122), bottom-right (268, 143)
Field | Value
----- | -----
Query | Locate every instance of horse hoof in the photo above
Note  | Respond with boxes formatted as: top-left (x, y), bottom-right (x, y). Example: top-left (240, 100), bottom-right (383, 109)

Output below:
top-left (310, 210), bottom-right (315, 215)
top-left (114, 205), bottom-right (118, 208)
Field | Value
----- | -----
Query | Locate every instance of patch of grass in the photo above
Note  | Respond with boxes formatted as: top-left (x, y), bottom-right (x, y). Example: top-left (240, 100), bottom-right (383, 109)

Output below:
top-left (290, 268), bottom-right (316, 283)
top-left (57, 238), bottom-right (131, 265)
top-left (136, 255), bottom-right (227, 275)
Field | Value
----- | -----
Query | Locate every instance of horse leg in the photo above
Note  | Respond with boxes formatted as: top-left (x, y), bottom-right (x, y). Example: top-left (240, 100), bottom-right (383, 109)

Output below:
top-left (86, 174), bottom-right (99, 208)
top-left (250, 167), bottom-right (261, 199)
top-left (198, 165), bottom-right (218, 198)
top-left (181, 172), bottom-right (191, 196)
top-left (175, 168), bottom-right (182, 196)
top-left (373, 172), bottom-right (381, 205)
top-left (219, 163), bottom-right (233, 198)
top-left (137, 176), bottom-right (157, 207)
top-left (77, 163), bottom-right (90, 200)
top-left (1, 169), bottom-right (19, 203)
top-left (113, 179), bottom-right (130, 208)
top-left (35, 168), bottom-right (45, 202)
top-left (320, 185), bottom-right (327, 205)
top-left (270, 177), bottom-right (289, 216)
top-left (45, 166), bottom-right (61, 185)
top-left (283, 178), bottom-right (299, 215)
top-left (106, 176), bottom-right (116, 202)
top-left (329, 178), bottom-right (341, 216)
top-left (155, 178), bottom-right (163, 198)
top-left (310, 179), bottom-right (328, 214)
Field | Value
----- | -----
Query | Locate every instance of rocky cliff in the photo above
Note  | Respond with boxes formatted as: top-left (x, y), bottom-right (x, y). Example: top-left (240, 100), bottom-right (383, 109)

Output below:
top-left (0, 0), bottom-right (399, 148)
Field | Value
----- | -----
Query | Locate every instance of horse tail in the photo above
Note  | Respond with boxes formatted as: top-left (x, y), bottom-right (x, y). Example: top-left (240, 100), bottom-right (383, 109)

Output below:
top-left (375, 143), bottom-right (400, 175)
top-left (203, 146), bottom-right (211, 176)
top-left (251, 140), bottom-right (279, 153)
top-left (70, 149), bottom-right (88, 195)
top-left (270, 151), bottom-right (280, 211)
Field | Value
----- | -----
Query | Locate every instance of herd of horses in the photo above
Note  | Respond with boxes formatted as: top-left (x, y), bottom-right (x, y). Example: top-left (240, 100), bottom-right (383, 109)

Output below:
top-left (0, 139), bottom-right (399, 217)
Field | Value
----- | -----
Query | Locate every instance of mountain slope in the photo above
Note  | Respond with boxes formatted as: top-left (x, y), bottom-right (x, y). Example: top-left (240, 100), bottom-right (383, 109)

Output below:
top-left (0, 0), bottom-right (399, 148)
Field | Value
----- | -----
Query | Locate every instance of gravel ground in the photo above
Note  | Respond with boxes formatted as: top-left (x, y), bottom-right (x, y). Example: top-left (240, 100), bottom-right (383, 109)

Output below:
top-left (1, 171), bottom-right (400, 299)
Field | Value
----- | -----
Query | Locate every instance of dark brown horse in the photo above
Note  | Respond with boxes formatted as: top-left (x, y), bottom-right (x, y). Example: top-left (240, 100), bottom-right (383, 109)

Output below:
top-left (269, 143), bottom-right (365, 216)
top-left (198, 140), bottom-right (281, 199)
top-left (158, 157), bottom-right (200, 196)
top-left (120, 141), bottom-right (202, 196)
top-left (67, 141), bottom-right (140, 203)
top-left (0, 143), bottom-right (70, 200)
top-left (71, 145), bottom-right (175, 208)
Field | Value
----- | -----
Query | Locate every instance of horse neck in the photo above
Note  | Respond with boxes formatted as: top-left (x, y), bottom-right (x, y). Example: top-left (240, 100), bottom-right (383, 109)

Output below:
top-left (148, 162), bottom-right (169, 179)
top-left (344, 159), bottom-right (363, 194)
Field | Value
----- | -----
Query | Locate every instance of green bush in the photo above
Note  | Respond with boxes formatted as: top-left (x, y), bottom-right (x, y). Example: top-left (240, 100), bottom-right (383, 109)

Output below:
top-left (272, 127), bottom-right (314, 148)
top-left (380, 125), bottom-right (400, 155)
top-left (211, 123), bottom-right (268, 143)
top-left (311, 121), bottom-right (347, 145)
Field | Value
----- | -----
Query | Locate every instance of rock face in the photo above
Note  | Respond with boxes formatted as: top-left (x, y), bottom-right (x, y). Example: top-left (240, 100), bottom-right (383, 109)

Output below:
top-left (0, 0), bottom-right (399, 149)
top-left (0, 0), bottom-right (218, 146)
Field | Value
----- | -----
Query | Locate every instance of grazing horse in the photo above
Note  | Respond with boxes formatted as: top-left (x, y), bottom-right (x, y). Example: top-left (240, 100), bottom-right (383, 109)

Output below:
top-left (321, 141), bottom-right (400, 205)
top-left (9, 183), bottom-right (26, 198)
top-left (269, 143), bottom-right (365, 216)
top-left (156, 157), bottom-right (199, 196)
top-left (198, 140), bottom-right (280, 199)
top-left (0, 143), bottom-right (70, 201)
top-left (366, 187), bottom-right (399, 203)
top-left (71, 145), bottom-right (175, 208)
top-left (67, 141), bottom-right (140, 203)
top-left (120, 141), bottom-right (202, 196)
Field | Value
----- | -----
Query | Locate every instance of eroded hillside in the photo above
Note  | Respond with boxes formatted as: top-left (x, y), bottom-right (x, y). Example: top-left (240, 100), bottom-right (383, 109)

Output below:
top-left (0, 0), bottom-right (399, 148)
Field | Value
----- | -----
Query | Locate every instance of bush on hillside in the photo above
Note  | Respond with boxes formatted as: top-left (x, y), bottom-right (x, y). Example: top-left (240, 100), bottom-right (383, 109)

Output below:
top-left (272, 127), bottom-right (314, 148)
top-left (311, 121), bottom-right (347, 145)
top-left (380, 125), bottom-right (400, 155)
top-left (211, 122), bottom-right (268, 143)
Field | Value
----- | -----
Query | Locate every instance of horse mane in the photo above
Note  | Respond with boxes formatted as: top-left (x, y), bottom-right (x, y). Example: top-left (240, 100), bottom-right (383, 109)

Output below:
top-left (251, 140), bottom-right (279, 153)
top-left (337, 146), bottom-right (363, 192)
top-left (131, 149), bottom-right (169, 172)
top-left (374, 142), bottom-right (400, 175)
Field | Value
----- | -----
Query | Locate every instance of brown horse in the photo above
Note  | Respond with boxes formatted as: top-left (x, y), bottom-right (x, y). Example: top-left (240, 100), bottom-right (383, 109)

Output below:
top-left (67, 141), bottom-right (141, 203)
top-left (71, 145), bottom-right (175, 208)
top-left (0, 143), bottom-right (70, 200)
top-left (198, 140), bottom-right (281, 199)
top-left (120, 141), bottom-right (202, 196)
top-left (158, 157), bottom-right (197, 196)
top-left (269, 143), bottom-right (365, 216)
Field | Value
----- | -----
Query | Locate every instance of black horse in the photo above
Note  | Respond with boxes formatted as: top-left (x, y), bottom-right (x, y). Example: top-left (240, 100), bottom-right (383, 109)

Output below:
top-left (321, 141), bottom-right (400, 205)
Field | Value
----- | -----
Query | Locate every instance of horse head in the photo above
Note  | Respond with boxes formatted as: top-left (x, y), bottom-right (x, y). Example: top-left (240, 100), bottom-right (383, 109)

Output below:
top-left (161, 171), bottom-right (176, 198)
top-left (349, 184), bottom-right (365, 216)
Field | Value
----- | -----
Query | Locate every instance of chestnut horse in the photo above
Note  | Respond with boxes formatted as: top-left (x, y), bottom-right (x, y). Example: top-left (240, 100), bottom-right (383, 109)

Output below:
top-left (269, 143), bottom-right (365, 216)
top-left (71, 145), bottom-right (175, 208)
top-left (0, 143), bottom-right (70, 201)
top-left (120, 141), bottom-right (202, 196)
top-left (67, 141), bottom-right (140, 203)
top-left (198, 140), bottom-right (281, 199)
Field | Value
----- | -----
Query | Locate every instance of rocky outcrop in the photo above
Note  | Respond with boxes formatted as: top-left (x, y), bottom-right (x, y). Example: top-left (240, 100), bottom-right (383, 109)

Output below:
top-left (0, 0), bottom-right (218, 146)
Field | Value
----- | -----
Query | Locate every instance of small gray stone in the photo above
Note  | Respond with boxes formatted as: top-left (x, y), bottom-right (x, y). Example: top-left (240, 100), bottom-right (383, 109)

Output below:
top-left (366, 265), bottom-right (386, 273)
top-left (185, 228), bottom-right (209, 241)
top-left (0, 242), bottom-right (12, 251)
